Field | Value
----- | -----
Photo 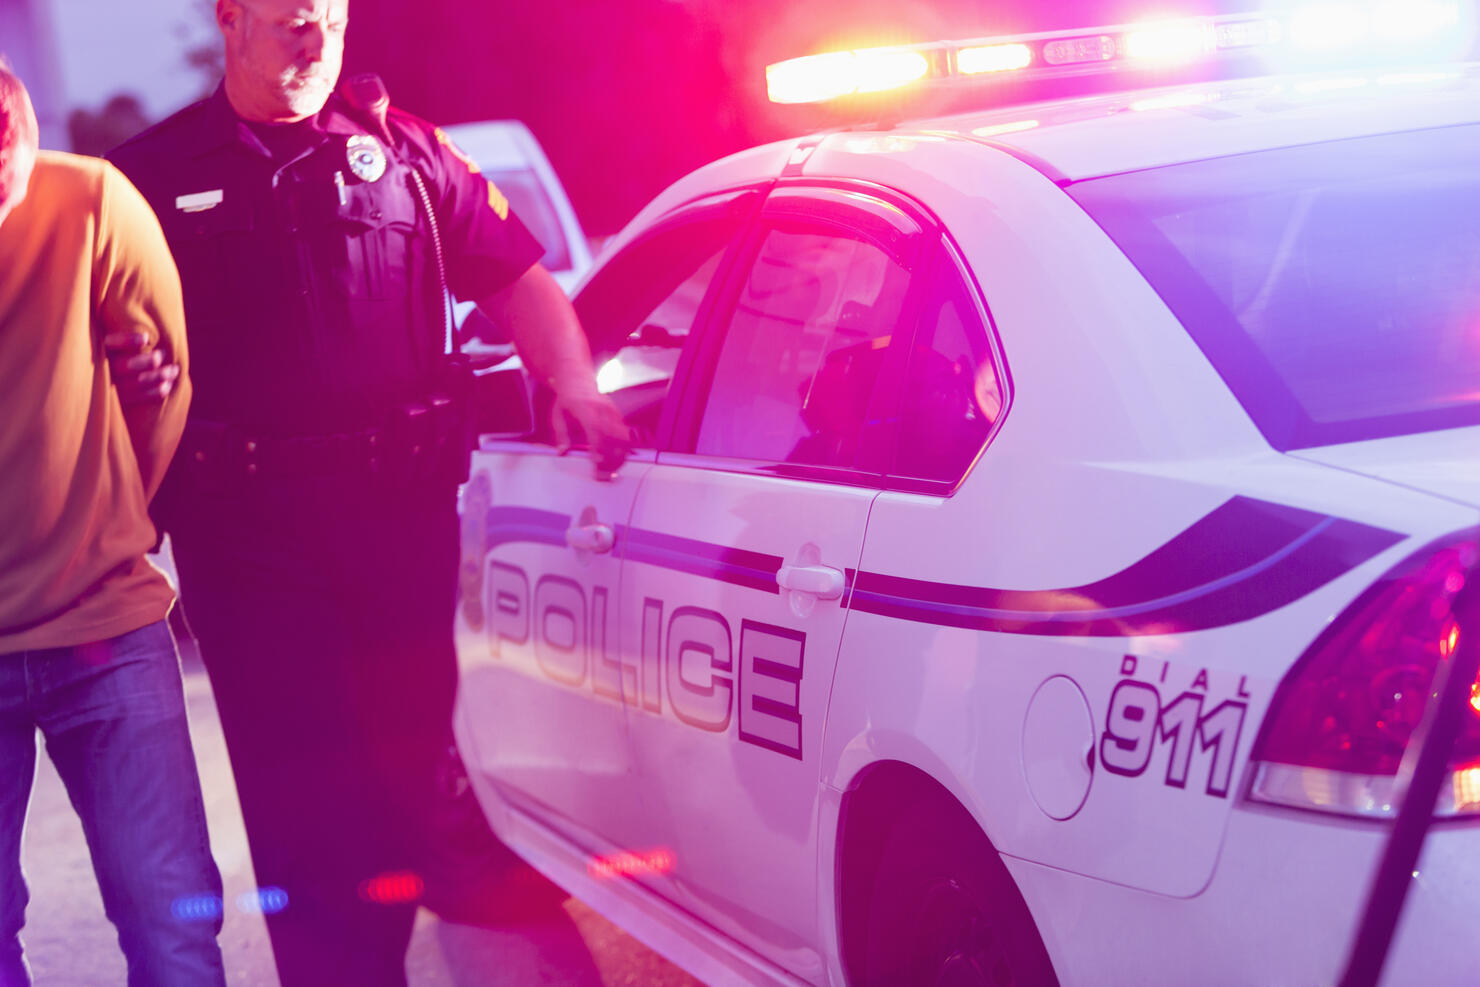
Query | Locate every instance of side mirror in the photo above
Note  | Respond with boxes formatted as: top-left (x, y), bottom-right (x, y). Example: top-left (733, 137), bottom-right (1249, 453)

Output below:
top-left (469, 363), bottom-right (534, 439)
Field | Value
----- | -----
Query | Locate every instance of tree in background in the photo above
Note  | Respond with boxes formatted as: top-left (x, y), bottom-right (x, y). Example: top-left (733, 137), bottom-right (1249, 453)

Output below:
top-left (66, 93), bottom-right (150, 157)
top-left (181, 0), bottom-right (225, 103)
top-left (69, 0), bottom-right (222, 159)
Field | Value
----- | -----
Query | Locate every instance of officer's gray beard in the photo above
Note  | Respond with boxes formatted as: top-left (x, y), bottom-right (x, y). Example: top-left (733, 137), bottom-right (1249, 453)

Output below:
top-left (278, 71), bottom-right (336, 116)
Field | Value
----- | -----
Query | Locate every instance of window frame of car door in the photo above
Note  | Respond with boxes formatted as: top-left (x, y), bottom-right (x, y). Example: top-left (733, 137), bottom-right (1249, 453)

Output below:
top-left (572, 186), bottom-right (768, 457)
top-left (663, 181), bottom-right (935, 489)
top-left (879, 230), bottom-right (1015, 498)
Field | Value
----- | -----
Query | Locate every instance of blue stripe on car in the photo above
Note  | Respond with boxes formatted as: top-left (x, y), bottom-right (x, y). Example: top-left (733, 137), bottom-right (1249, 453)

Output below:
top-left (484, 497), bottom-right (1404, 636)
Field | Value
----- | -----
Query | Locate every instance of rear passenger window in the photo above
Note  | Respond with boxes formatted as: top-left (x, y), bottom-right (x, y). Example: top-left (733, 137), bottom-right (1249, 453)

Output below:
top-left (695, 226), bottom-right (912, 469)
top-left (893, 264), bottom-right (999, 484)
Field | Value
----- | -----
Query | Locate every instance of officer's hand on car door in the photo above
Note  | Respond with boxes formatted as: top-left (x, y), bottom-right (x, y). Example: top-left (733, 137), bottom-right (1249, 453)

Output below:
top-left (104, 331), bottom-right (180, 404)
top-left (551, 385), bottom-right (632, 480)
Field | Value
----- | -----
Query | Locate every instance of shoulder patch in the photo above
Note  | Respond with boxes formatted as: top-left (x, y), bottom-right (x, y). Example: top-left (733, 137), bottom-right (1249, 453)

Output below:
top-left (433, 127), bottom-right (482, 176)
top-left (486, 179), bottom-right (510, 221)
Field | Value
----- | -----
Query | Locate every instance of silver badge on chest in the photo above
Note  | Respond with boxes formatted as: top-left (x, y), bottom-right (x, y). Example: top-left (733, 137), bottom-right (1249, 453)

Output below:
top-left (346, 134), bottom-right (387, 183)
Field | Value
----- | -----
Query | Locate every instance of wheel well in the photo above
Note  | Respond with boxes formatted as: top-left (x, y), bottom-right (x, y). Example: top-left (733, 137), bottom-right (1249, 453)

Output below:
top-left (835, 761), bottom-right (991, 984)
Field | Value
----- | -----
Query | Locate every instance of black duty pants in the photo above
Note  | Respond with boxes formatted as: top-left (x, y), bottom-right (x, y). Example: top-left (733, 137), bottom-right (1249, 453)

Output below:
top-left (171, 471), bottom-right (459, 987)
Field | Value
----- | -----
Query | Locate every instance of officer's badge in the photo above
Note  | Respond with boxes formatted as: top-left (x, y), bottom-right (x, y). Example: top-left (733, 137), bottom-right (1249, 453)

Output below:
top-left (346, 134), bottom-right (387, 183)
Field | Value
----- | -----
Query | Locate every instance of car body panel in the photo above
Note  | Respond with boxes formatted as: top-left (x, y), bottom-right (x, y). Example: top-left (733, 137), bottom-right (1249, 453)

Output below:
top-left (1001, 808), bottom-right (1480, 987)
top-left (461, 755), bottom-right (810, 987)
top-left (824, 460), bottom-right (1475, 899)
top-left (1292, 425), bottom-right (1480, 510)
top-left (454, 450), bottom-right (652, 848)
top-left (615, 458), bottom-right (875, 980)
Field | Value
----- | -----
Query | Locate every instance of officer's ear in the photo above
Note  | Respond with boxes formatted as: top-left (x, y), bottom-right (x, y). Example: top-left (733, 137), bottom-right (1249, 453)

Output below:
top-left (216, 0), bottom-right (242, 34)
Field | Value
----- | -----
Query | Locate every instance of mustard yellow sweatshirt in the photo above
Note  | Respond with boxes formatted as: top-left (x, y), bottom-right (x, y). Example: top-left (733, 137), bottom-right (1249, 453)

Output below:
top-left (0, 151), bottom-right (191, 653)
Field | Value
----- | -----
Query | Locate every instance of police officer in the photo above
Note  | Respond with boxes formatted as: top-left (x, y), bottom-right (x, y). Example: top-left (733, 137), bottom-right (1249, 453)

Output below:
top-left (108, 1), bottom-right (629, 984)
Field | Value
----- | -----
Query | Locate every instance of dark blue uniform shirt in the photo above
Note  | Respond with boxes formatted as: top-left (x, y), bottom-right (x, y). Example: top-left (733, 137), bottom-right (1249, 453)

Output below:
top-left (109, 86), bottom-right (543, 435)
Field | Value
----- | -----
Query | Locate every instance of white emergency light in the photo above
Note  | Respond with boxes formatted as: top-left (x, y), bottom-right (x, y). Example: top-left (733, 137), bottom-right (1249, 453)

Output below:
top-left (765, 2), bottom-right (1470, 104)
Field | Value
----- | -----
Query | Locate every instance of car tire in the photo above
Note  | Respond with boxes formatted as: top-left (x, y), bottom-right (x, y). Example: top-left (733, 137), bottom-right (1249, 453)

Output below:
top-left (858, 796), bottom-right (1059, 987)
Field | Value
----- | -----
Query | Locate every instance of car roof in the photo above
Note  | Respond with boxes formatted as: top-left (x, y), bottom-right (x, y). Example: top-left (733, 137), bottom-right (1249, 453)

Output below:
top-left (903, 63), bottom-right (1480, 182)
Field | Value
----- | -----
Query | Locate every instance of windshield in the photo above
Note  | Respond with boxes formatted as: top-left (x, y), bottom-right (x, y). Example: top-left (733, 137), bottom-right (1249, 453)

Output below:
top-left (484, 167), bottom-right (573, 272)
top-left (1070, 124), bottom-right (1480, 450)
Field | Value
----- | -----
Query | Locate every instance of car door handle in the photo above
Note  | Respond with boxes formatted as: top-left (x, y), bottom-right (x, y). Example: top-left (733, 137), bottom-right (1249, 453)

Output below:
top-left (776, 563), bottom-right (845, 600)
top-left (566, 522), bottom-right (615, 554)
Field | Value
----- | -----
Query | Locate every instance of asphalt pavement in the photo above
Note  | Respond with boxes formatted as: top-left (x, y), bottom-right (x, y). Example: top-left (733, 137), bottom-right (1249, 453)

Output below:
top-left (19, 627), bottom-right (704, 986)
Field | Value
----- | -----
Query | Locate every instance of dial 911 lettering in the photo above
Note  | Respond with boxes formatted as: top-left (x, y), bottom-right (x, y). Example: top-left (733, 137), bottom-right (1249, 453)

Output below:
top-left (1100, 672), bottom-right (1249, 797)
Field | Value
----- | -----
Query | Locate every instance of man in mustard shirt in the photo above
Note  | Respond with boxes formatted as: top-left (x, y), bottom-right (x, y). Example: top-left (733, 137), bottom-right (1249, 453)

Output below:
top-left (0, 65), bottom-right (225, 985)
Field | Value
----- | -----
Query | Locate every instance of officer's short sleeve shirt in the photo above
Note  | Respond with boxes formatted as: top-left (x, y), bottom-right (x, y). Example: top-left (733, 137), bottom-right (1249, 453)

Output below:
top-left (393, 113), bottom-right (545, 303)
top-left (107, 86), bottom-right (545, 434)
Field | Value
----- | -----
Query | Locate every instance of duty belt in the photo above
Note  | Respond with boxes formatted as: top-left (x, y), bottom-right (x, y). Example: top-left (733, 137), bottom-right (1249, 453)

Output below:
top-left (180, 396), bottom-right (462, 490)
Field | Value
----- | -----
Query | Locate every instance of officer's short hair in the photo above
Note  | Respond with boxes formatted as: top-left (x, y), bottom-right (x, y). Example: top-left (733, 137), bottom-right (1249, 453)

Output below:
top-left (0, 56), bottom-right (39, 176)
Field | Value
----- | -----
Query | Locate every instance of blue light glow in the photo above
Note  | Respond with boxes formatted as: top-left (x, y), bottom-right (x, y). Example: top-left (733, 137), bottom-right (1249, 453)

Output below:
top-left (1281, 0), bottom-right (1471, 59)
top-left (170, 894), bottom-right (224, 922)
top-left (235, 886), bottom-right (290, 915)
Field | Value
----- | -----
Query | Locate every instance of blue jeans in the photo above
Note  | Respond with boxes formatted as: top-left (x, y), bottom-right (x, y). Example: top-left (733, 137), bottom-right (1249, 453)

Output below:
top-left (0, 620), bottom-right (225, 986)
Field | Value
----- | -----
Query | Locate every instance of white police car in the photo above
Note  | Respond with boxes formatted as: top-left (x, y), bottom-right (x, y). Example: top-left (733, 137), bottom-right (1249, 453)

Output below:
top-left (451, 7), bottom-right (1480, 985)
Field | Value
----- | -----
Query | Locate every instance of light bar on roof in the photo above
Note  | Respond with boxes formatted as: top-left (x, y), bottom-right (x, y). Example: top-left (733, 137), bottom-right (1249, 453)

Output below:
top-left (1123, 20), bottom-right (1216, 62)
top-left (766, 51), bottom-right (861, 105)
top-left (767, 47), bottom-right (936, 104)
top-left (1217, 17), bottom-right (1283, 50)
top-left (1042, 35), bottom-right (1117, 66)
top-left (854, 48), bottom-right (932, 93)
top-left (958, 43), bottom-right (1033, 75)
top-left (1290, 4), bottom-right (1373, 50)
top-left (764, 2), bottom-right (1470, 105)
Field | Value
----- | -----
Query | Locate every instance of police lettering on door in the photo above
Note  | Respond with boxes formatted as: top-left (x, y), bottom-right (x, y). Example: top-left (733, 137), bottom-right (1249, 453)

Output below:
top-left (482, 560), bottom-right (807, 760)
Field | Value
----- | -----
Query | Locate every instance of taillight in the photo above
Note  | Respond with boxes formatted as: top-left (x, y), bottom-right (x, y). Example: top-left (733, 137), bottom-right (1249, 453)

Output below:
top-left (1249, 529), bottom-right (1480, 818)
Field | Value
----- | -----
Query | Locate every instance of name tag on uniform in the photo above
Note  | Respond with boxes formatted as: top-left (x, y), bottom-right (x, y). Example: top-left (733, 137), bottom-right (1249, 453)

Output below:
top-left (176, 190), bottom-right (224, 214)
